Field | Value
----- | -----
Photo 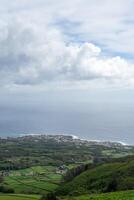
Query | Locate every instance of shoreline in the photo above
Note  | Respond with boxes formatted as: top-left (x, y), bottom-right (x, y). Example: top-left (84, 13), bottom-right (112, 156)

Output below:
top-left (0, 132), bottom-right (132, 146)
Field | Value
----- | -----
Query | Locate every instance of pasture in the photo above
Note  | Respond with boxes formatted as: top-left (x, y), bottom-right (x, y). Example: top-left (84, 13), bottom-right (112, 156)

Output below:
top-left (4, 166), bottom-right (62, 194)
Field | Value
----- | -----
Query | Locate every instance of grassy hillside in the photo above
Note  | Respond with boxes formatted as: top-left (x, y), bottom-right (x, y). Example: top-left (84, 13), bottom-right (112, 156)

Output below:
top-left (57, 158), bottom-right (134, 196)
top-left (0, 194), bottom-right (40, 200)
top-left (61, 190), bottom-right (134, 200)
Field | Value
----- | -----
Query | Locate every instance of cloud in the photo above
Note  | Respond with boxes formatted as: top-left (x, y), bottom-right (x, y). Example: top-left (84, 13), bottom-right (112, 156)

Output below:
top-left (3, 0), bottom-right (134, 53)
top-left (1, 0), bottom-right (134, 89)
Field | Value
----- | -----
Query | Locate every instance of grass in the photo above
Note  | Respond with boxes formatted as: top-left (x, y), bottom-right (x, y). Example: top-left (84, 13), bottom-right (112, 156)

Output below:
top-left (61, 190), bottom-right (134, 200)
top-left (56, 159), bottom-right (134, 195)
top-left (102, 150), bottom-right (134, 158)
top-left (0, 194), bottom-right (40, 200)
top-left (4, 166), bottom-right (62, 194)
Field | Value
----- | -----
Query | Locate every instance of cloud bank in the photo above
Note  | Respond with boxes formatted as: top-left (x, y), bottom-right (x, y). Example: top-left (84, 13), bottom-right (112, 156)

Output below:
top-left (1, 0), bottom-right (134, 89)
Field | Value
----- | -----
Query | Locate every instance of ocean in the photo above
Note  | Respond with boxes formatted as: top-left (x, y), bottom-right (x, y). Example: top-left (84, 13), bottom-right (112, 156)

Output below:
top-left (0, 99), bottom-right (134, 145)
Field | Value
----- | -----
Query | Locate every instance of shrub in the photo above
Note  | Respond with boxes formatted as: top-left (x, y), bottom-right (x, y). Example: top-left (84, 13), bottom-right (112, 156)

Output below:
top-left (0, 185), bottom-right (14, 193)
top-left (103, 178), bottom-right (117, 192)
top-left (40, 192), bottom-right (58, 200)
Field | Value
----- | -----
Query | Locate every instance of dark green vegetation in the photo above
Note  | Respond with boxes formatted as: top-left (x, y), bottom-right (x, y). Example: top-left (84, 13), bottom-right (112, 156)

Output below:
top-left (0, 135), bottom-right (94, 170)
top-left (0, 135), bottom-right (133, 170)
top-left (0, 135), bottom-right (134, 199)
top-left (61, 190), bottom-right (134, 200)
top-left (56, 157), bottom-right (134, 196)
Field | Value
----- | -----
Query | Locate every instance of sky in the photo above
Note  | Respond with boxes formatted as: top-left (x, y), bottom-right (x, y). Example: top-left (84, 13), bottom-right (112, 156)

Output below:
top-left (1, 0), bottom-right (134, 143)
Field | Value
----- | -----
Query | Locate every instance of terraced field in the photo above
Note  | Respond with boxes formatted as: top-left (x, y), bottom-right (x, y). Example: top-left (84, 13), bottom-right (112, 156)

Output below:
top-left (4, 166), bottom-right (62, 194)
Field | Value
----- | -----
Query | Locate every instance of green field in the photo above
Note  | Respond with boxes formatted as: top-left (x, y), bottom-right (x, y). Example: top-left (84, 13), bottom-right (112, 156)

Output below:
top-left (0, 136), bottom-right (133, 199)
top-left (102, 149), bottom-right (134, 158)
top-left (61, 190), bottom-right (134, 200)
top-left (0, 194), bottom-right (40, 200)
top-left (4, 166), bottom-right (62, 194)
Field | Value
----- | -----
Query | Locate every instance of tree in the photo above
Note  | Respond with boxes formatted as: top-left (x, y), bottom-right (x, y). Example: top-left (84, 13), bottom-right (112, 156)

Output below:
top-left (104, 178), bottom-right (117, 192)
top-left (0, 175), bottom-right (3, 183)
top-left (40, 192), bottom-right (58, 200)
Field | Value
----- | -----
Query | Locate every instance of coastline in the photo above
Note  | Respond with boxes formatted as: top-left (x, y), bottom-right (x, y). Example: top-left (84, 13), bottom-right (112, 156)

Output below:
top-left (0, 132), bottom-right (132, 146)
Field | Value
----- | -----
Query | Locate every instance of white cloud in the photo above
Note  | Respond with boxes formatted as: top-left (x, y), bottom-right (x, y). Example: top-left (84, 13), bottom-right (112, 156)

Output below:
top-left (1, 0), bottom-right (134, 89)
top-left (3, 0), bottom-right (134, 54)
